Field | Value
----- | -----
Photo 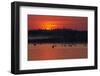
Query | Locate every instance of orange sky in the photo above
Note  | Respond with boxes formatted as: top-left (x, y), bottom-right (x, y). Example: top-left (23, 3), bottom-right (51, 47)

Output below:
top-left (28, 15), bottom-right (88, 31)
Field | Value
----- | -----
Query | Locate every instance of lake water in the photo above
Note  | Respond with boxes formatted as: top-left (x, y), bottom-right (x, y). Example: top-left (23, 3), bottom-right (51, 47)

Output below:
top-left (28, 43), bottom-right (87, 61)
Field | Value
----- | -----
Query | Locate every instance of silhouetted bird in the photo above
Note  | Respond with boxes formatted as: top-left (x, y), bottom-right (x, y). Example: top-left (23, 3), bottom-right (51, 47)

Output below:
top-left (68, 44), bottom-right (72, 47)
top-left (63, 44), bottom-right (66, 47)
top-left (33, 43), bottom-right (36, 46)
top-left (52, 45), bottom-right (55, 48)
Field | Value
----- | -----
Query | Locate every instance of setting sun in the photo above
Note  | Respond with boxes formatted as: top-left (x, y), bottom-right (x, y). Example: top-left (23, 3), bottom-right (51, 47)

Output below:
top-left (28, 15), bottom-right (87, 31)
top-left (42, 22), bottom-right (56, 30)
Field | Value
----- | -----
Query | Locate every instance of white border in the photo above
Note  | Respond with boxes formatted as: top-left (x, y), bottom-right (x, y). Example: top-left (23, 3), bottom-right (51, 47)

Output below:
top-left (20, 6), bottom-right (95, 70)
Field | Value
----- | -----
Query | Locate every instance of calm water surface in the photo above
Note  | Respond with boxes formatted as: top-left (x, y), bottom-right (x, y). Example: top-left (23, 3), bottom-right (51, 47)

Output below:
top-left (28, 43), bottom-right (87, 61)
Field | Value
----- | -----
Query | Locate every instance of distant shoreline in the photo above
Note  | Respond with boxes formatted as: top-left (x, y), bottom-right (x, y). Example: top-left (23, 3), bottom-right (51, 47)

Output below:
top-left (28, 29), bottom-right (87, 43)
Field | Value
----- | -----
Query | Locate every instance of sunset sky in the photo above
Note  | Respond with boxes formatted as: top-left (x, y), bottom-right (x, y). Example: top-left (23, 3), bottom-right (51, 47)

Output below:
top-left (28, 15), bottom-right (88, 31)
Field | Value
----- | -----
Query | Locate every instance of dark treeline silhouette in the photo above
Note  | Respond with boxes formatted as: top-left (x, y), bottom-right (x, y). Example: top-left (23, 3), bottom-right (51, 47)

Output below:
top-left (28, 29), bottom-right (87, 43)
